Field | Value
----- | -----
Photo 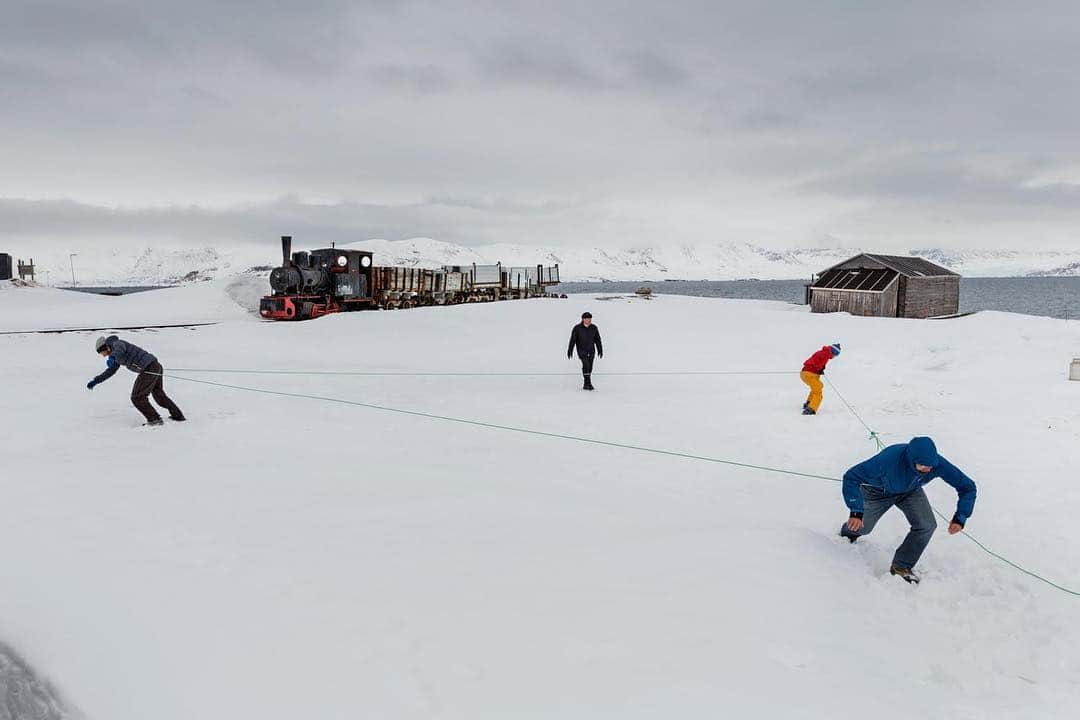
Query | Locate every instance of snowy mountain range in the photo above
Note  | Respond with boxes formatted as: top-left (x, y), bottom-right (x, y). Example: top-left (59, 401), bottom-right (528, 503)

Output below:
top-left (20, 239), bottom-right (1080, 285)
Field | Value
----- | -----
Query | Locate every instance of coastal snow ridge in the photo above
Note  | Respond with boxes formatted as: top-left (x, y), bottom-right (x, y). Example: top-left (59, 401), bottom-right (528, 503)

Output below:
top-left (23, 239), bottom-right (1080, 285)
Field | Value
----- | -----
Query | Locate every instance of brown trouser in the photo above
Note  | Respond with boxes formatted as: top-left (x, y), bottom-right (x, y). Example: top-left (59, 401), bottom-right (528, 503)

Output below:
top-left (131, 361), bottom-right (183, 423)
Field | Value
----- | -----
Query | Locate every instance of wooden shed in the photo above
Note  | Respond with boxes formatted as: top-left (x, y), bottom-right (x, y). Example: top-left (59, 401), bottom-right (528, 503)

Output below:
top-left (806, 254), bottom-right (959, 318)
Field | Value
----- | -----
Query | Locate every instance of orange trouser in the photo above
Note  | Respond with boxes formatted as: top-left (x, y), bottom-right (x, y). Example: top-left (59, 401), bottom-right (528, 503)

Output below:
top-left (800, 371), bottom-right (824, 411)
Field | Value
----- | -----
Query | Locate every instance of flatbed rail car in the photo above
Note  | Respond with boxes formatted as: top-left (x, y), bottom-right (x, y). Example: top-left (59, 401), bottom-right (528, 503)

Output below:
top-left (260, 236), bottom-right (560, 320)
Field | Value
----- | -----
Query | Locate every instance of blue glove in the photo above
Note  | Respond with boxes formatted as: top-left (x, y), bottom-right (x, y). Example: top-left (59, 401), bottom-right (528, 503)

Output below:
top-left (87, 380), bottom-right (96, 390)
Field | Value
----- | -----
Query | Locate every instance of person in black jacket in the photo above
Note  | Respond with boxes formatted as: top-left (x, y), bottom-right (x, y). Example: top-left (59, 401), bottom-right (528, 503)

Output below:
top-left (567, 312), bottom-right (603, 390)
top-left (87, 335), bottom-right (186, 426)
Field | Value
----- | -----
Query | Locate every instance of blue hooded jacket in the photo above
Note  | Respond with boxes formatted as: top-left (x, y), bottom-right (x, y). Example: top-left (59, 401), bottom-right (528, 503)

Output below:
top-left (842, 437), bottom-right (977, 525)
top-left (92, 335), bottom-right (159, 385)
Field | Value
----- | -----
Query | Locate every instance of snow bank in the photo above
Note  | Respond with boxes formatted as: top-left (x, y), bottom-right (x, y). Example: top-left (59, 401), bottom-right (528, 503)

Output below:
top-left (1, 284), bottom-right (1079, 719)
top-left (0, 277), bottom-right (256, 332)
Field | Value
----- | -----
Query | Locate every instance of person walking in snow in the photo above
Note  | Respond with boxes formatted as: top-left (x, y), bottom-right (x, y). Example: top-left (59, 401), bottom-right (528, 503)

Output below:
top-left (567, 312), bottom-right (603, 390)
top-left (840, 436), bottom-right (977, 584)
top-left (800, 343), bottom-right (841, 415)
top-left (87, 335), bottom-right (186, 426)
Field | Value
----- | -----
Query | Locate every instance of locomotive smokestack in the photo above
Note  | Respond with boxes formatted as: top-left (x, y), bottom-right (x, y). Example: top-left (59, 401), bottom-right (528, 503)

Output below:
top-left (281, 235), bottom-right (292, 266)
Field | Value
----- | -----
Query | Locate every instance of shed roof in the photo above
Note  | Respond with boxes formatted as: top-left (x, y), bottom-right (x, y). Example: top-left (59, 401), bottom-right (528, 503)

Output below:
top-left (819, 253), bottom-right (958, 278)
top-left (811, 267), bottom-right (896, 291)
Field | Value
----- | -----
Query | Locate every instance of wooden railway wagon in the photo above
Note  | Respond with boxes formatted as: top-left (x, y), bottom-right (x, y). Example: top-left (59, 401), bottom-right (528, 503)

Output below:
top-left (504, 266), bottom-right (536, 299)
top-left (261, 236), bottom-right (561, 319)
top-left (805, 254), bottom-right (960, 319)
top-left (373, 266), bottom-right (441, 309)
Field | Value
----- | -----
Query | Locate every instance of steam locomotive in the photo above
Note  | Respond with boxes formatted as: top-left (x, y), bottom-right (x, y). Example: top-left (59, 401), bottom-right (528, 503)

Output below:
top-left (260, 236), bottom-right (560, 320)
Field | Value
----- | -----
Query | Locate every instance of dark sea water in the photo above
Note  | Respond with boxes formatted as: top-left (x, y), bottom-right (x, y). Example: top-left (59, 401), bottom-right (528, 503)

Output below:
top-left (556, 277), bottom-right (1080, 320)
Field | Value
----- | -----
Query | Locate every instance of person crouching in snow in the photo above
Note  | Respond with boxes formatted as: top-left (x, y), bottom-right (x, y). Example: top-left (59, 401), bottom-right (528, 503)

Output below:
top-left (87, 335), bottom-right (186, 426)
top-left (800, 343), bottom-right (840, 415)
top-left (840, 436), bottom-right (977, 584)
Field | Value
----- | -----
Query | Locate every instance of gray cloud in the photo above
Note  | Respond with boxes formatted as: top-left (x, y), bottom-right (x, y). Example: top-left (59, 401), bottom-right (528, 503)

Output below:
top-left (3, 1), bottom-right (1080, 250)
top-left (0, 194), bottom-right (614, 250)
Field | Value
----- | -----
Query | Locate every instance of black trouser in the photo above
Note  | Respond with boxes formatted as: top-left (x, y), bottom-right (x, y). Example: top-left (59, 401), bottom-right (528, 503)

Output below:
top-left (131, 361), bottom-right (183, 422)
top-left (580, 353), bottom-right (594, 383)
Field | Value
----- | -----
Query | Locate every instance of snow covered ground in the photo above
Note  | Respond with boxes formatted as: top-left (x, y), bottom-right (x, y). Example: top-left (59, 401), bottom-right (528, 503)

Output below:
top-left (2, 279), bottom-right (1079, 719)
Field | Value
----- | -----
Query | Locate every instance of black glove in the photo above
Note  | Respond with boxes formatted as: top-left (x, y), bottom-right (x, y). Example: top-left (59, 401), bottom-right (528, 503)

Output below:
top-left (87, 380), bottom-right (97, 390)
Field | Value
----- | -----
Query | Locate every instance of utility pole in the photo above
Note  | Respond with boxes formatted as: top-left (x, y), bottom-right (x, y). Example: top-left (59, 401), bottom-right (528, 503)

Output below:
top-left (69, 253), bottom-right (78, 286)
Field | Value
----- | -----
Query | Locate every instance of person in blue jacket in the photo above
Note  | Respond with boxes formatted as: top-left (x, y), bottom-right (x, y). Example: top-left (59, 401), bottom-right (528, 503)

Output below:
top-left (840, 436), bottom-right (976, 584)
top-left (87, 335), bottom-right (185, 426)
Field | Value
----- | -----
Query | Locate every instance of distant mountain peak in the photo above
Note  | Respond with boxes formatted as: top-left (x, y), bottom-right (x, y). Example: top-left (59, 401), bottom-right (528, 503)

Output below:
top-left (30, 240), bottom-right (1080, 285)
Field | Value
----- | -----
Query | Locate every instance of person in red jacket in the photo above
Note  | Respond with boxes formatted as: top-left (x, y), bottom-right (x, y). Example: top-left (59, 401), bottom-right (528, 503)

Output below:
top-left (801, 343), bottom-right (841, 415)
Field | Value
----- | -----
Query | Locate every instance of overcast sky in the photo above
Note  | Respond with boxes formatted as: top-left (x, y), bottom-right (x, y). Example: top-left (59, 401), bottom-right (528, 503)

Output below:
top-left (4, 0), bottom-right (1080, 253)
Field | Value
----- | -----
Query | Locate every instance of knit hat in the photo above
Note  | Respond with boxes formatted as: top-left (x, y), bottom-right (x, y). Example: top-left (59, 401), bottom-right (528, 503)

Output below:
top-left (830, 343), bottom-right (841, 356)
top-left (94, 336), bottom-right (108, 353)
top-left (581, 312), bottom-right (592, 319)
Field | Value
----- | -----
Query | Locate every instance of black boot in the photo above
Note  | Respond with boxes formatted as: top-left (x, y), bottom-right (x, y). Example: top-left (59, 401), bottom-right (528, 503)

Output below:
top-left (583, 376), bottom-right (594, 391)
top-left (890, 565), bottom-right (920, 584)
top-left (143, 418), bottom-right (164, 427)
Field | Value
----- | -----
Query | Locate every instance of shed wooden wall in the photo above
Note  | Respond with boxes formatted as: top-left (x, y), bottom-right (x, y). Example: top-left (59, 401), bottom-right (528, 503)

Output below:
top-left (809, 277), bottom-right (899, 317)
top-left (900, 277), bottom-right (959, 318)
top-left (810, 289), bottom-right (883, 316)
top-left (881, 279), bottom-right (899, 317)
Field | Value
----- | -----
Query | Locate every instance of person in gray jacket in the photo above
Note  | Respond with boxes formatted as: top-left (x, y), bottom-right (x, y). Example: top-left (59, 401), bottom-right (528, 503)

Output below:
top-left (87, 335), bottom-right (185, 426)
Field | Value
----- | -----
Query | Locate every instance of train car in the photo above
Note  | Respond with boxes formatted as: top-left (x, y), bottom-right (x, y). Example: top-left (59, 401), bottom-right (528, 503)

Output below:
top-left (504, 266), bottom-right (535, 299)
top-left (260, 235), bottom-right (561, 320)
top-left (373, 266), bottom-right (441, 309)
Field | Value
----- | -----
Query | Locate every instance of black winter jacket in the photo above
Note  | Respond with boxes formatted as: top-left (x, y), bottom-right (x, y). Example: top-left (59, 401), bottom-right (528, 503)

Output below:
top-left (568, 323), bottom-right (603, 358)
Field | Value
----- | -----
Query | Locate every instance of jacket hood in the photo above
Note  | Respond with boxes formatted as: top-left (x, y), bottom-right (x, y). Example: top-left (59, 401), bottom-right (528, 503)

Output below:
top-left (908, 436), bottom-right (938, 468)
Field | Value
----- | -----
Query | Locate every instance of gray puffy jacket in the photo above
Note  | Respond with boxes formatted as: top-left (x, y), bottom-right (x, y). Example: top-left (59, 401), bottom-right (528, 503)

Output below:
top-left (92, 336), bottom-right (159, 384)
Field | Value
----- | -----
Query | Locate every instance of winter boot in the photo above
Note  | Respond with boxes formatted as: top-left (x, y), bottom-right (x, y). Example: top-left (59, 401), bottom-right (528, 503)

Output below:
top-left (169, 413), bottom-right (187, 422)
top-left (583, 377), bottom-right (594, 391)
top-left (890, 565), bottom-right (920, 584)
top-left (143, 418), bottom-right (165, 427)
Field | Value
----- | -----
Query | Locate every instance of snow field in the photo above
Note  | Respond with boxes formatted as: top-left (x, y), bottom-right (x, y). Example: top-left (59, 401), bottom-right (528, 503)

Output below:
top-left (1, 283), bottom-right (1079, 719)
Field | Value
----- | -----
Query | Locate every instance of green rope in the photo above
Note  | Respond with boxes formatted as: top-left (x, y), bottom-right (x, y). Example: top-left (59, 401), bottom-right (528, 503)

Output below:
top-left (169, 368), bottom-right (797, 377)
top-left (160, 372), bottom-right (1080, 598)
top-left (823, 375), bottom-right (883, 446)
top-left (164, 373), bottom-right (837, 482)
top-left (935, 507), bottom-right (1080, 596)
